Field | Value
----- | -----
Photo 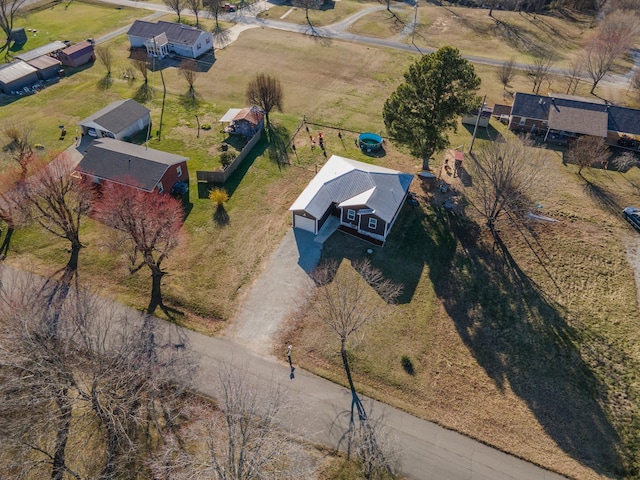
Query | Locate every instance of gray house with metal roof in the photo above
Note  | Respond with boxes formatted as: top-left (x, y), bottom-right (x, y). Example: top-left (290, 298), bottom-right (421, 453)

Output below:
top-left (78, 99), bottom-right (151, 140)
top-left (75, 138), bottom-right (188, 194)
top-left (127, 20), bottom-right (213, 59)
top-left (509, 92), bottom-right (640, 146)
top-left (289, 155), bottom-right (412, 245)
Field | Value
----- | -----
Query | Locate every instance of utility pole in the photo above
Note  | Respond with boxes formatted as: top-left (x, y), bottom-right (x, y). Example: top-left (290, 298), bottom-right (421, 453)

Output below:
top-left (469, 94), bottom-right (486, 154)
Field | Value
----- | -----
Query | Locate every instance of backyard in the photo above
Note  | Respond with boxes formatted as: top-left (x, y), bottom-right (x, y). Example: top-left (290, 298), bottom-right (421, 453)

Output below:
top-left (1, 1), bottom-right (640, 478)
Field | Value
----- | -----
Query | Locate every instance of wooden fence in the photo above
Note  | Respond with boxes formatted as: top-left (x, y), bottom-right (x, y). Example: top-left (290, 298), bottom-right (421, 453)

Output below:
top-left (196, 129), bottom-right (263, 184)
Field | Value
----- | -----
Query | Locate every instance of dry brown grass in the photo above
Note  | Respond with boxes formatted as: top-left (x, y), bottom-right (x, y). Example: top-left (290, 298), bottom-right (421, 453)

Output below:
top-left (279, 125), bottom-right (640, 479)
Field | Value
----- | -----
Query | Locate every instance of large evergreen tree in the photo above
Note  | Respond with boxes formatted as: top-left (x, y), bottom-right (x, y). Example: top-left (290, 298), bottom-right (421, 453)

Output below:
top-left (383, 46), bottom-right (481, 170)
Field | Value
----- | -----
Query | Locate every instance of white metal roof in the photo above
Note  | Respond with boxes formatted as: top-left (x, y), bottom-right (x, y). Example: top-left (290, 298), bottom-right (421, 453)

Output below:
top-left (289, 155), bottom-right (412, 223)
top-left (219, 108), bottom-right (242, 122)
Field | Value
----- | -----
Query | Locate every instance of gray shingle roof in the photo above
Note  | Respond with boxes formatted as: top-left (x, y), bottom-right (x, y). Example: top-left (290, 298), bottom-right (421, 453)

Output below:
top-left (511, 92), bottom-right (640, 136)
top-left (76, 138), bottom-right (187, 192)
top-left (127, 20), bottom-right (205, 46)
top-left (79, 99), bottom-right (150, 136)
top-left (289, 155), bottom-right (412, 223)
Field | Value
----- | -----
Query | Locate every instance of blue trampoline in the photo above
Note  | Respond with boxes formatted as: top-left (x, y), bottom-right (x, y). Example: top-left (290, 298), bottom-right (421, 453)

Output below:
top-left (358, 132), bottom-right (383, 152)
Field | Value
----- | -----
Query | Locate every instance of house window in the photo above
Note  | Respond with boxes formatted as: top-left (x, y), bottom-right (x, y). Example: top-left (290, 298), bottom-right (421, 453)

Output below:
top-left (347, 209), bottom-right (356, 221)
top-left (368, 218), bottom-right (377, 230)
top-left (197, 43), bottom-right (201, 49)
top-left (519, 117), bottom-right (526, 126)
top-left (176, 165), bottom-right (182, 177)
top-left (157, 181), bottom-right (164, 193)
top-left (206, 37), bottom-right (210, 44)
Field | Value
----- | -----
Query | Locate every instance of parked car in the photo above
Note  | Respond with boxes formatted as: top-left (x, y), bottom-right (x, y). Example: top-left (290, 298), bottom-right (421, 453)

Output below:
top-left (171, 181), bottom-right (189, 196)
top-left (222, 3), bottom-right (236, 11)
top-left (622, 207), bottom-right (640, 231)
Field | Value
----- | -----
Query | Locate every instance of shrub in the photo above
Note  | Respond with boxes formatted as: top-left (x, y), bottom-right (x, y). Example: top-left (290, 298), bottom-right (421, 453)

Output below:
top-left (401, 355), bottom-right (415, 376)
top-left (201, 124), bottom-right (212, 130)
top-left (208, 187), bottom-right (229, 207)
top-left (220, 151), bottom-right (235, 169)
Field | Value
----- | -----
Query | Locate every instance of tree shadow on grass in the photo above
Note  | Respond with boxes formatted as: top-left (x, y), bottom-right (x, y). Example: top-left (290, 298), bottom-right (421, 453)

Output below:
top-left (133, 82), bottom-right (154, 103)
top-left (97, 74), bottom-right (113, 91)
top-left (213, 205), bottom-right (229, 226)
top-left (266, 124), bottom-right (292, 166)
top-left (581, 176), bottom-right (624, 217)
top-left (424, 211), bottom-right (626, 477)
top-left (325, 201), bottom-right (631, 476)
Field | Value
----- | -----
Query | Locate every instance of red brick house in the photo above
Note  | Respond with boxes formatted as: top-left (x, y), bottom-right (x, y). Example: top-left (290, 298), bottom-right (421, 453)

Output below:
top-left (75, 138), bottom-right (188, 194)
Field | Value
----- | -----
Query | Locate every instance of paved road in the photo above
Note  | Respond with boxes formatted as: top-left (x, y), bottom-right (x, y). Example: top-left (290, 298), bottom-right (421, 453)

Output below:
top-left (91, 0), bottom-right (639, 86)
top-left (0, 263), bottom-right (567, 480)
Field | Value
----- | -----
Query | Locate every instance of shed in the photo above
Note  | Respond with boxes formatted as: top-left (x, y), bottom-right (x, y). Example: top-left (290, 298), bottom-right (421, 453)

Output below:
top-left (0, 60), bottom-right (39, 94)
top-left (58, 41), bottom-right (95, 67)
top-left (220, 106), bottom-right (264, 137)
top-left (10, 27), bottom-right (27, 45)
top-left (79, 99), bottom-right (151, 140)
top-left (27, 55), bottom-right (62, 80)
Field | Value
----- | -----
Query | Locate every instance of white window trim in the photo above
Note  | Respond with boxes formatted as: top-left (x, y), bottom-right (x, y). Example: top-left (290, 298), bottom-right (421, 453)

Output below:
top-left (157, 181), bottom-right (164, 193)
top-left (176, 165), bottom-right (182, 177)
top-left (368, 218), bottom-right (377, 229)
top-left (347, 209), bottom-right (356, 221)
top-left (519, 117), bottom-right (526, 125)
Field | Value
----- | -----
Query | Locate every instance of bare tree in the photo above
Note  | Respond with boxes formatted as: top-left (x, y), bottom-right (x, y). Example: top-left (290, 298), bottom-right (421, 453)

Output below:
top-left (0, 275), bottom-right (194, 479)
top-left (584, 10), bottom-right (640, 94)
top-left (18, 154), bottom-right (93, 275)
top-left (497, 58), bottom-right (517, 92)
top-left (245, 73), bottom-right (283, 127)
top-left (468, 137), bottom-right (546, 238)
top-left (93, 183), bottom-right (184, 316)
top-left (612, 151), bottom-right (638, 171)
top-left (564, 56), bottom-right (585, 95)
top-left (2, 124), bottom-right (35, 179)
top-left (310, 259), bottom-right (401, 475)
top-left (164, 0), bottom-right (187, 23)
top-left (133, 58), bottom-right (149, 84)
top-left (566, 135), bottom-right (611, 174)
top-left (206, 0), bottom-right (225, 33)
top-left (291, 0), bottom-right (323, 29)
top-left (526, 52), bottom-right (553, 95)
top-left (95, 45), bottom-right (114, 76)
top-left (186, 0), bottom-right (202, 26)
top-left (0, 0), bottom-right (28, 46)
top-left (179, 58), bottom-right (199, 99)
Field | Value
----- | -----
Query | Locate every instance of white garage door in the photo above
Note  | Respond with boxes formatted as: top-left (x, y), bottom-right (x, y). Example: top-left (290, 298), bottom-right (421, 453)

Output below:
top-left (293, 214), bottom-right (316, 233)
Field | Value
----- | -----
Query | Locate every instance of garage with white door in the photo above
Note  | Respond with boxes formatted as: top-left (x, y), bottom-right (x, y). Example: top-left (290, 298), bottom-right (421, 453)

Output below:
top-left (293, 214), bottom-right (316, 233)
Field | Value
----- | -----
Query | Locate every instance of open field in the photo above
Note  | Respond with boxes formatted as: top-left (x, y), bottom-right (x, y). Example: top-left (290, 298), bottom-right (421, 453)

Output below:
top-left (2, 2), bottom-right (640, 478)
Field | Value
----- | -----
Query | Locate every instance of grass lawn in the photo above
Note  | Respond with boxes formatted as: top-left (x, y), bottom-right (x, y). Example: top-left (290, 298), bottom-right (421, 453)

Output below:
top-left (2, 5), bottom-right (640, 479)
top-left (11, 0), bottom-right (152, 52)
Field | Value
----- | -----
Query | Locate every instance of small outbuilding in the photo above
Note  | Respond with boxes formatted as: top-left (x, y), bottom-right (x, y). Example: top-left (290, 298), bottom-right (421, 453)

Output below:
top-left (75, 138), bottom-right (189, 194)
top-left (0, 60), bottom-right (39, 94)
top-left (15, 41), bottom-right (67, 62)
top-left (79, 99), bottom-right (151, 140)
top-left (10, 27), bottom-right (27, 46)
top-left (26, 55), bottom-right (62, 81)
top-left (219, 106), bottom-right (264, 137)
top-left (58, 41), bottom-right (95, 67)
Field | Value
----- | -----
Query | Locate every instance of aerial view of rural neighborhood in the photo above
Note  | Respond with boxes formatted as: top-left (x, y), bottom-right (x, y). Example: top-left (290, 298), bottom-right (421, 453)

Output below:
top-left (0, 0), bottom-right (639, 477)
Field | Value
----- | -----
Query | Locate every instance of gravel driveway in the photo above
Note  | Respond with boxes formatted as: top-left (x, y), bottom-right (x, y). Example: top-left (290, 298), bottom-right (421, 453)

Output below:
top-left (225, 228), bottom-right (322, 355)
